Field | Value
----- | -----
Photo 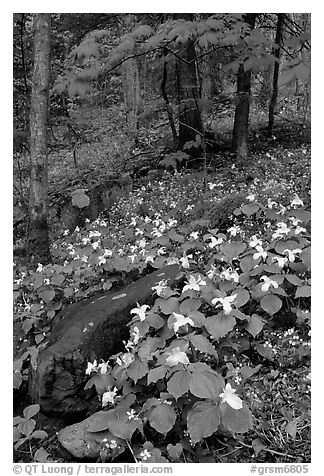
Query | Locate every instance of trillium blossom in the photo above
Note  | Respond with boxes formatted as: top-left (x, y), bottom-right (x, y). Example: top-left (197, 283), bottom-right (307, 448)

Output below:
top-left (92, 240), bottom-right (100, 250)
top-left (220, 268), bottom-right (239, 283)
top-left (272, 222), bottom-right (290, 239)
top-left (130, 217), bottom-right (137, 226)
top-left (261, 275), bottom-right (279, 292)
top-left (36, 263), bottom-right (43, 273)
top-left (208, 182), bottom-right (217, 190)
top-left (208, 236), bottom-right (223, 248)
top-left (283, 248), bottom-right (302, 262)
top-left (180, 254), bottom-right (193, 269)
top-left (289, 217), bottom-right (302, 226)
top-left (44, 278), bottom-right (50, 285)
top-left (267, 198), bottom-right (277, 209)
top-left (291, 194), bottom-right (304, 207)
top-left (130, 303), bottom-right (150, 321)
top-left (272, 256), bottom-right (288, 268)
top-left (190, 231), bottom-right (199, 240)
top-left (183, 275), bottom-right (206, 292)
top-left (63, 229), bottom-right (69, 236)
top-left (157, 247), bottom-right (167, 256)
top-left (168, 218), bottom-right (178, 227)
top-left (145, 254), bottom-right (155, 264)
top-left (85, 360), bottom-right (97, 375)
top-left (212, 294), bottom-right (237, 315)
top-left (102, 387), bottom-right (118, 407)
top-left (219, 383), bottom-right (243, 410)
top-left (165, 347), bottom-right (190, 367)
top-left (103, 249), bottom-right (113, 258)
top-left (151, 228), bottom-right (162, 238)
top-left (152, 279), bottom-right (168, 296)
top-left (249, 235), bottom-right (262, 248)
top-left (295, 225), bottom-right (306, 235)
top-left (246, 194), bottom-right (255, 201)
top-left (98, 255), bottom-right (106, 266)
top-left (98, 361), bottom-right (109, 375)
top-left (253, 245), bottom-right (267, 260)
top-left (81, 255), bottom-right (88, 263)
top-left (116, 352), bottom-right (135, 368)
top-left (138, 238), bottom-right (146, 248)
top-left (228, 225), bottom-right (241, 237)
top-left (82, 237), bottom-right (90, 245)
top-left (171, 312), bottom-right (194, 333)
top-left (276, 204), bottom-right (286, 216)
top-left (131, 327), bottom-right (140, 345)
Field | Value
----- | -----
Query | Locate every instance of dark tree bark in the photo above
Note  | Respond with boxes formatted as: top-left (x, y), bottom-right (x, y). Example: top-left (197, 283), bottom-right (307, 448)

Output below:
top-left (121, 55), bottom-right (142, 143)
top-left (232, 13), bottom-right (257, 162)
top-left (268, 13), bottom-right (285, 137)
top-left (175, 14), bottom-right (203, 154)
top-left (27, 14), bottom-right (51, 264)
top-left (161, 49), bottom-right (178, 150)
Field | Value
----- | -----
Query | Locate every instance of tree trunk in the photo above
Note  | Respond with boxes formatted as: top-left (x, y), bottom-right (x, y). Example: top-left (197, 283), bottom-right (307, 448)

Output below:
top-left (268, 13), bottom-right (285, 137)
top-left (161, 49), bottom-right (178, 150)
top-left (121, 56), bottom-right (142, 143)
top-left (232, 13), bottom-right (257, 162)
top-left (175, 15), bottom-right (203, 154)
top-left (27, 14), bottom-right (51, 264)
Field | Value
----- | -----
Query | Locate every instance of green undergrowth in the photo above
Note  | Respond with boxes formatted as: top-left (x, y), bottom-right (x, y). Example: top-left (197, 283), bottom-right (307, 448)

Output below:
top-left (13, 158), bottom-right (311, 462)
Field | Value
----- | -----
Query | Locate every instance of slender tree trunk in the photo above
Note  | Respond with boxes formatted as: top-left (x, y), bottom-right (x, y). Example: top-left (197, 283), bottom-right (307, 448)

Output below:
top-left (232, 13), bottom-right (257, 162)
top-left (161, 49), bottom-right (178, 150)
top-left (121, 56), bottom-right (142, 143)
top-left (268, 13), bottom-right (285, 137)
top-left (175, 14), bottom-right (203, 154)
top-left (27, 14), bottom-right (51, 264)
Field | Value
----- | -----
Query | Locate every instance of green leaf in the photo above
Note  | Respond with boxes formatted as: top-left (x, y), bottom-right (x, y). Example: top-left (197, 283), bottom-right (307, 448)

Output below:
top-left (252, 438), bottom-right (267, 456)
top-left (260, 295), bottom-right (282, 315)
top-left (205, 315), bottom-right (236, 340)
top-left (220, 402), bottom-right (253, 434)
top-left (167, 443), bottom-right (183, 461)
top-left (18, 419), bottom-right (36, 437)
top-left (33, 447), bottom-right (50, 462)
top-left (245, 314), bottom-right (264, 337)
top-left (274, 240), bottom-right (300, 254)
top-left (241, 204), bottom-right (259, 216)
top-left (220, 242), bottom-right (246, 260)
top-left (71, 190), bottom-right (90, 208)
top-left (149, 403), bottom-right (177, 435)
top-left (51, 274), bottom-right (65, 287)
top-left (295, 285), bottom-right (311, 298)
top-left (240, 364), bottom-right (262, 382)
top-left (38, 288), bottom-right (55, 304)
top-left (63, 287), bottom-right (74, 298)
top-left (234, 289), bottom-right (250, 307)
top-left (255, 342), bottom-right (274, 360)
top-left (30, 430), bottom-right (48, 440)
top-left (301, 247), bottom-right (311, 270)
top-left (159, 297), bottom-right (179, 315)
top-left (179, 298), bottom-right (202, 314)
top-left (189, 334), bottom-right (217, 357)
top-left (127, 358), bottom-right (149, 383)
top-left (285, 419), bottom-right (298, 439)
top-left (147, 366), bottom-right (167, 384)
top-left (13, 371), bottom-right (23, 390)
top-left (167, 370), bottom-right (191, 399)
top-left (187, 400), bottom-right (220, 444)
top-left (13, 427), bottom-right (22, 443)
top-left (189, 370), bottom-right (224, 399)
top-left (240, 255), bottom-right (255, 273)
top-left (285, 274), bottom-right (303, 286)
top-left (23, 404), bottom-right (40, 420)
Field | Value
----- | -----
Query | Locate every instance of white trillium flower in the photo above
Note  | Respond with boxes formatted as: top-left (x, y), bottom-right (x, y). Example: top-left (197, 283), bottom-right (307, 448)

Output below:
top-left (157, 247), bottom-right (167, 256)
top-left (180, 254), bottom-right (192, 269)
top-left (207, 265), bottom-right (218, 279)
top-left (102, 387), bottom-right (118, 407)
top-left (220, 268), bottom-right (239, 283)
top-left (165, 347), bottom-right (190, 367)
top-left (253, 245), bottom-right (267, 260)
top-left (261, 275), bottom-right (279, 292)
top-left (130, 217), bottom-right (137, 226)
top-left (228, 225), bottom-right (240, 237)
top-left (172, 312), bottom-right (194, 333)
top-left (98, 361), bottom-right (109, 375)
top-left (291, 194), bottom-right (304, 207)
top-left (183, 275), bottom-right (206, 292)
top-left (117, 352), bottom-right (135, 368)
top-left (98, 255), bottom-right (106, 266)
top-left (190, 231), bottom-right (199, 240)
top-left (283, 248), bottom-right (302, 262)
top-left (36, 263), bottom-right (43, 273)
top-left (85, 360), bottom-right (97, 375)
top-left (212, 294), bottom-right (237, 315)
top-left (219, 383), bottom-right (243, 410)
top-left (272, 256), bottom-right (288, 268)
top-left (267, 198), bottom-right (277, 209)
top-left (152, 279), bottom-right (168, 296)
top-left (208, 182), bottom-right (217, 190)
top-left (295, 226), bottom-right (306, 235)
top-left (208, 236), bottom-right (223, 248)
top-left (130, 303), bottom-right (150, 321)
top-left (92, 240), bottom-right (100, 250)
top-left (249, 235), bottom-right (262, 248)
top-left (246, 194), bottom-right (255, 201)
top-left (140, 449), bottom-right (151, 461)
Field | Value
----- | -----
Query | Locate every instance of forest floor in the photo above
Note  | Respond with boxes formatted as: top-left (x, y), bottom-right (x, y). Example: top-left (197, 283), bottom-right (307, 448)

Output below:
top-left (13, 115), bottom-right (311, 464)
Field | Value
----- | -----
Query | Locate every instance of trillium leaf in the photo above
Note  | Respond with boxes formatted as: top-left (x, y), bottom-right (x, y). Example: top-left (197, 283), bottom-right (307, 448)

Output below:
top-left (159, 297), bottom-right (179, 315)
top-left (30, 430), bottom-right (48, 440)
top-left (240, 255), bottom-right (255, 273)
top-left (179, 298), bottom-right (202, 314)
top-left (260, 295), bottom-right (282, 315)
top-left (220, 402), bottom-right (253, 434)
top-left (23, 404), bottom-right (40, 420)
top-left (187, 400), bottom-right (220, 444)
top-left (205, 315), bottom-right (236, 340)
top-left (255, 342), bottom-right (275, 360)
top-left (245, 314), bottom-right (264, 337)
top-left (301, 247), bottom-right (311, 270)
top-left (33, 447), bottom-right (50, 462)
top-left (252, 438), bottom-right (267, 456)
top-left (285, 274), bottom-right (303, 286)
top-left (18, 419), bottom-right (36, 437)
top-left (51, 274), bottom-right (65, 287)
top-left (147, 366), bottom-right (167, 384)
top-left (149, 403), bottom-right (177, 435)
top-left (241, 204), bottom-right (259, 216)
top-left (167, 443), bottom-right (183, 461)
top-left (38, 288), bottom-right (55, 304)
top-left (167, 370), bottom-right (191, 399)
top-left (72, 191), bottom-right (90, 208)
top-left (234, 289), bottom-right (250, 307)
top-left (295, 285), bottom-right (311, 298)
top-left (220, 242), bottom-right (246, 260)
top-left (240, 364), bottom-right (262, 381)
top-left (189, 370), bottom-right (224, 399)
top-left (127, 358), bottom-right (149, 383)
top-left (274, 240), bottom-right (299, 254)
top-left (189, 334), bottom-right (218, 356)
